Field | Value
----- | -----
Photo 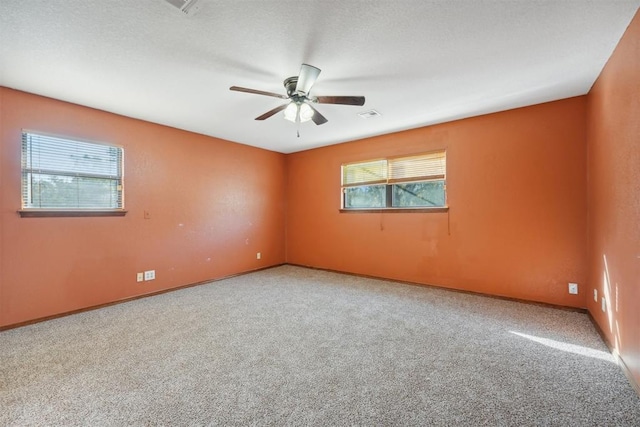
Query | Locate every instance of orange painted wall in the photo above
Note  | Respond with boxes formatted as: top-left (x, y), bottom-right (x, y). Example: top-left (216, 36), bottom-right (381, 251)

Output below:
top-left (0, 88), bottom-right (286, 328)
top-left (286, 97), bottom-right (588, 307)
top-left (586, 10), bottom-right (640, 387)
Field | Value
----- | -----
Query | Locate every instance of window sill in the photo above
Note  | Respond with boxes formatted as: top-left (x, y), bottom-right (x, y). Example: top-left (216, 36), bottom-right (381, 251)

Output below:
top-left (339, 207), bottom-right (449, 214)
top-left (18, 209), bottom-right (128, 218)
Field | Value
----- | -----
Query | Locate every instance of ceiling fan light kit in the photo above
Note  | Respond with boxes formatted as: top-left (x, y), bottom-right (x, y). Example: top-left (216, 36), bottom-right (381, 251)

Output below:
top-left (284, 102), bottom-right (314, 123)
top-left (230, 64), bottom-right (365, 128)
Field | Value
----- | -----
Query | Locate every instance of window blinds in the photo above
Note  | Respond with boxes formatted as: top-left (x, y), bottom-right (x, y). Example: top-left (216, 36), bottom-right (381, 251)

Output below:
top-left (342, 151), bottom-right (445, 187)
top-left (21, 131), bottom-right (124, 209)
top-left (342, 159), bottom-right (387, 186)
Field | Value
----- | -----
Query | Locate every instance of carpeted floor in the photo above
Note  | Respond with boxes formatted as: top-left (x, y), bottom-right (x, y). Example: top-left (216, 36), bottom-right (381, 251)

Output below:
top-left (1, 265), bottom-right (639, 426)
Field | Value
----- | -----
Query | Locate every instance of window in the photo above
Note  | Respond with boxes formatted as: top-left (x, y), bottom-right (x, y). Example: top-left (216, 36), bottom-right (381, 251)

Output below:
top-left (341, 151), bottom-right (446, 211)
top-left (20, 131), bottom-right (125, 216)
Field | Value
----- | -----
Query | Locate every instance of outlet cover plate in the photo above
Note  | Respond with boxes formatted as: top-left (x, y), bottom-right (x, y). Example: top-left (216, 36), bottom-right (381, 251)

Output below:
top-left (568, 282), bottom-right (578, 295)
top-left (136, 272), bottom-right (144, 282)
top-left (144, 270), bottom-right (155, 281)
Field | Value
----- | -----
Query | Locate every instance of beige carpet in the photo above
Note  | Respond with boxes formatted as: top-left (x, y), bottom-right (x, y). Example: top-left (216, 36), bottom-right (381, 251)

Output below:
top-left (1, 265), bottom-right (639, 425)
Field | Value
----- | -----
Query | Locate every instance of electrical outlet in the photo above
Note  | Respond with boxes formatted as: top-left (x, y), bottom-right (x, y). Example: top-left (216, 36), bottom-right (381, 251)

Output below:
top-left (136, 272), bottom-right (144, 282)
top-left (594, 289), bottom-right (598, 302)
top-left (568, 283), bottom-right (578, 295)
top-left (256, 252), bottom-right (261, 260)
top-left (144, 270), bottom-right (155, 281)
top-left (601, 297), bottom-right (606, 312)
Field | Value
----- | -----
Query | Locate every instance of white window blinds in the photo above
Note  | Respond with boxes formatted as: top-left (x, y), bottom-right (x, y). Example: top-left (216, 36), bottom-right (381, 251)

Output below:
top-left (21, 131), bottom-right (124, 210)
top-left (388, 151), bottom-right (446, 183)
top-left (342, 151), bottom-right (445, 187)
top-left (342, 159), bottom-right (387, 187)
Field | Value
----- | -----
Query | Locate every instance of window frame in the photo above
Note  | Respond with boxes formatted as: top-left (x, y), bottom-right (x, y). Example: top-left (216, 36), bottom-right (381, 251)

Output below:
top-left (340, 151), bottom-right (448, 213)
top-left (18, 130), bottom-right (127, 218)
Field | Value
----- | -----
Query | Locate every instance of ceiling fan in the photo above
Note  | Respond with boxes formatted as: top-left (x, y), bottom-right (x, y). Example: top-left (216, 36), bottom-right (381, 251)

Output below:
top-left (230, 64), bottom-right (365, 125)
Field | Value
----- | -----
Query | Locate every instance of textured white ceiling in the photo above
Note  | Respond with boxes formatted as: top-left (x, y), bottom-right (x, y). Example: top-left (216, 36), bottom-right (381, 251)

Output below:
top-left (1, 1), bottom-right (638, 153)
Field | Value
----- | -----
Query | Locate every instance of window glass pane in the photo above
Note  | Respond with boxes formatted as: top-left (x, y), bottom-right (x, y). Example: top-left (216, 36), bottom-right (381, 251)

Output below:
top-left (344, 184), bottom-right (386, 208)
top-left (26, 173), bottom-right (121, 209)
top-left (392, 181), bottom-right (445, 207)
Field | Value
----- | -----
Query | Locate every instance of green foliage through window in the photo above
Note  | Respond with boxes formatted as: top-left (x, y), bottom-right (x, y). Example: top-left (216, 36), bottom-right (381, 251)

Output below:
top-left (344, 185), bottom-right (386, 208)
top-left (392, 181), bottom-right (445, 207)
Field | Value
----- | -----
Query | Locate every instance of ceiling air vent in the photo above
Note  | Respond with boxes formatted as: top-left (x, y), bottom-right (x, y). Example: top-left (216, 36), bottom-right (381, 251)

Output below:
top-left (358, 110), bottom-right (381, 119)
top-left (164, 0), bottom-right (201, 15)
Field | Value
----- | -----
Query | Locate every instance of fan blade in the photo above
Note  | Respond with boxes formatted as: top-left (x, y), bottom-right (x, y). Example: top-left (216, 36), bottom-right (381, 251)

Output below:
top-left (295, 64), bottom-right (321, 95)
top-left (308, 104), bottom-right (328, 125)
top-left (230, 86), bottom-right (288, 99)
top-left (255, 104), bottom-right (288, 120)
top-left (315, 96), bottom-right (365, 106)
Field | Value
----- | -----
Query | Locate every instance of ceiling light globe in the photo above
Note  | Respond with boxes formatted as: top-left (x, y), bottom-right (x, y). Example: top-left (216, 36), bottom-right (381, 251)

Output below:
top-left (299, 102), bottom-right (314, 123)
top-left (283, 102), bottom-right (298, 122)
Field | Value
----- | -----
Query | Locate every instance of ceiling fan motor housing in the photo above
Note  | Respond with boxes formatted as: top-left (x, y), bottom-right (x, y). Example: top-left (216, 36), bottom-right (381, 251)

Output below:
top-left (284, 76), bottom-right (300, 97)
